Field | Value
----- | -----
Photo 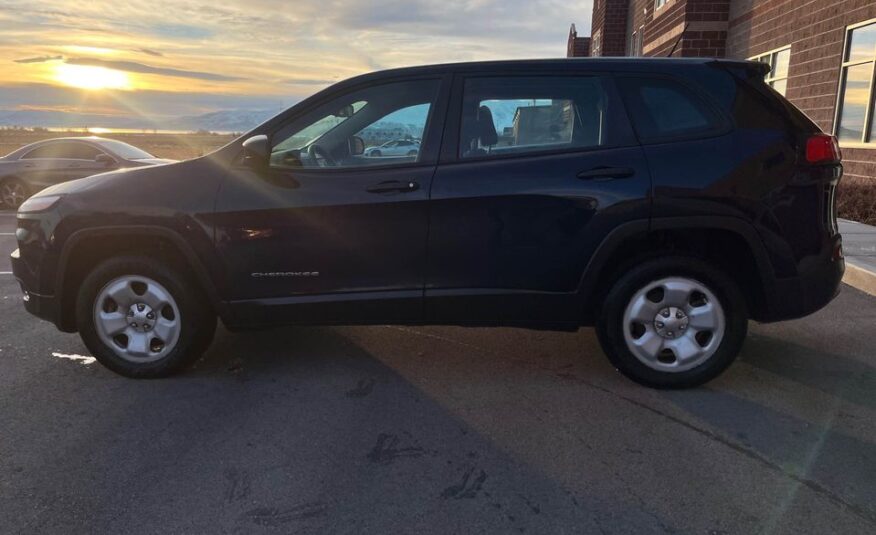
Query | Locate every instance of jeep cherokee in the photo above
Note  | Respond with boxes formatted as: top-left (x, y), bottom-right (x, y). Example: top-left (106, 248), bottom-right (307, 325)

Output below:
top-left (10, 58), bottom-right (845, 388)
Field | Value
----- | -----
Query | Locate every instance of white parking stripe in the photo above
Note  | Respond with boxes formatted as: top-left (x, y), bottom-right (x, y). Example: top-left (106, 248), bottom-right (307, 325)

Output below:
top-left (0, 272), bottom-right (12, 275)
top-left (0, 233), bottom-right (15, 236)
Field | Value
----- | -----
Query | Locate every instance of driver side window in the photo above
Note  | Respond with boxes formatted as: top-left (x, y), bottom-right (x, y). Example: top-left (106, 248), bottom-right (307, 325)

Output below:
top-left (270, 79), bottom-right (440, 170)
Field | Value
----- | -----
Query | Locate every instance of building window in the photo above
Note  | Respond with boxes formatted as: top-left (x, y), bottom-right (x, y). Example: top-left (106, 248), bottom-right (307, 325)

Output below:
top-left (655, 0), bottom-right (668, 9)
top-left (750, 46), bottom-right (791, 96)
top-left (835, 20), bottom-right (876, 145)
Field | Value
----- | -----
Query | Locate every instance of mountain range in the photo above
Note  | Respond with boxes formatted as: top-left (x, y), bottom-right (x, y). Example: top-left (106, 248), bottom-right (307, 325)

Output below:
top-left (0, 108), bottom-right (281, 133)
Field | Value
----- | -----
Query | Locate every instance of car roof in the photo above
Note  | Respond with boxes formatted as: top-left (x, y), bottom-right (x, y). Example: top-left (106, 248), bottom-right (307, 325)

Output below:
top-left (338, 57), bottom-right (758, 84)
top-left (3, 136), bottom-right (120, 159)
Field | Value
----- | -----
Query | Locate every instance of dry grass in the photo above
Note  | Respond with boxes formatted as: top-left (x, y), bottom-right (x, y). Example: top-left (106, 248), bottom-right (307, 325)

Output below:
top-left (837, 176), bottom-right (876, 226)
top-left (0, 129), bottom-right (237, 161)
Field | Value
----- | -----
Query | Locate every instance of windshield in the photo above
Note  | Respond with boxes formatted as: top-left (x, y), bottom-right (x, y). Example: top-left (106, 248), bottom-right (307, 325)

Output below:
top-left (96, 139), bottom-right (155, 159)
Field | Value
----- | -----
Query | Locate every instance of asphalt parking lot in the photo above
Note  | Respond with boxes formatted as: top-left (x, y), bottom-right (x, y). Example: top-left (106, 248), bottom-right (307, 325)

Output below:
top-left (1, 209), bottom-right (875, 534)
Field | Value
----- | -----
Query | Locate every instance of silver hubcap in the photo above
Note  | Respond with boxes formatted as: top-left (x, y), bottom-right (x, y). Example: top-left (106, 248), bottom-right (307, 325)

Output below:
top-left (1, 182), bottom-right (26, 208)
top-left (622, 277), bottom-right (725, 372)
top-left (93, 276), bottom-right (181, 363)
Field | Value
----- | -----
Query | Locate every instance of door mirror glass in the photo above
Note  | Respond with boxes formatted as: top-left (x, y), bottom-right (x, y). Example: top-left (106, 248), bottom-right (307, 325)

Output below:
top-left (241, 134), bottom-right (269, 166)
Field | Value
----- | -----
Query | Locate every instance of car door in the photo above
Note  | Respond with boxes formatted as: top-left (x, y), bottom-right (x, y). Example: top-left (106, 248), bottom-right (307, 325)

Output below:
top-left (19, 141), bottom-right (108, 188)
top-left (425, 72), bottom-right (651, 325)
top-left (62, 142), bottom-right (115, 179)
top-left (215, 76), bottom-right (450, 325)
top-left (17, 142), bottom-right (74, 188)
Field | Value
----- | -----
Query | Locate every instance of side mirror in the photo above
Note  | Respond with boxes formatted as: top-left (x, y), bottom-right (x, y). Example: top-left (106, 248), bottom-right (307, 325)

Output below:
top-left (348, 136), bottom-right (365, 156)
top-left (95, 153), bottom-right (116, 167)
top-left (241, 134), bottom-right (269, 167)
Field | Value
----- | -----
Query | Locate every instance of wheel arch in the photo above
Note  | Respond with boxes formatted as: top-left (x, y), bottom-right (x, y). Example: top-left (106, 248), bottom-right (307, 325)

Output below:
top-left (578, 217), bottom-right (777, 324)
top-left (56, 226), bottom-right (227, 332)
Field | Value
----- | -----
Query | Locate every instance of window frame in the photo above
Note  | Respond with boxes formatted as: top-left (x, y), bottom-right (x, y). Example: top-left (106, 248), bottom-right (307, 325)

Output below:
top-left (443, 73), bottom-right (637, 165)
top-left (749, 45), bottom-right (791, 96)
top-left (833, 18), bottom-right (876, 148)
top-left (263, 75), bottom-right (450, 173)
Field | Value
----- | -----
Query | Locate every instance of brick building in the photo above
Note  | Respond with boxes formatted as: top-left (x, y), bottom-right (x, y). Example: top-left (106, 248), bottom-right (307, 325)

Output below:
top-left (567, 24), bottom-right (592, 57)
top-left (569, 0), bottom-right (876, 191)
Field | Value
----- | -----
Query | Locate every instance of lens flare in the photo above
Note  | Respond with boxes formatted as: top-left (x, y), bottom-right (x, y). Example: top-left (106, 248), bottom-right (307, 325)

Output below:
top-left (54, 64), bottom-right (131, 90)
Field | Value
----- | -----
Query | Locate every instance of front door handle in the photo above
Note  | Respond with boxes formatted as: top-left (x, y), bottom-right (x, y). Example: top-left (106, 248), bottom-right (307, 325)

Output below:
top-left (577, 167), bottom-right (635, 181)
top-left (366, 180), bottom-right (419, 194)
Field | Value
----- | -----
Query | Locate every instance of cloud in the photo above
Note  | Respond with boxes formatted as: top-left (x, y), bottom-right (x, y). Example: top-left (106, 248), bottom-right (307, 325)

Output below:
top-left (66, 57), bottom-right (244, 82)
top-left (14, 55), bottom-right (63, 64)
top-left (279, 78), bottom-right (337, 86)
top-left (0, 0), bottom-right (595, 121)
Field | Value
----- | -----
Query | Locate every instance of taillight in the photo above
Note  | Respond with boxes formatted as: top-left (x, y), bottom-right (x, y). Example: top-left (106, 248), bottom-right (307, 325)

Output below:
top-left (805, 134), bottom-right (841, 164)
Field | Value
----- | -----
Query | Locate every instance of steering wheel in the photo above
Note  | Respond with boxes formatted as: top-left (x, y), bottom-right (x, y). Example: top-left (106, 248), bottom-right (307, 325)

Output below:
top-left (307, 144), bottom-right (336, 167)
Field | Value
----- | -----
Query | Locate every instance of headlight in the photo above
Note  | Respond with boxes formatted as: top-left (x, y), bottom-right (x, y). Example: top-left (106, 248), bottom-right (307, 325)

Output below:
top-left (18, 195), bottom-right (61, 214)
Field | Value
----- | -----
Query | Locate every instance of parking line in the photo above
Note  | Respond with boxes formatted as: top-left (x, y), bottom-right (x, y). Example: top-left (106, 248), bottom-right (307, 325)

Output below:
top-left (0, 272), bottom-right (12, 275)
top-left (0, 233), bottom-right (15, 236)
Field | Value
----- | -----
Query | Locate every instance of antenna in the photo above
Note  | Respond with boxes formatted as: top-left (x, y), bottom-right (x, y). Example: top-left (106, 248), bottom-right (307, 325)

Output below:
top-left (666, 23), bottom-right (689, 57)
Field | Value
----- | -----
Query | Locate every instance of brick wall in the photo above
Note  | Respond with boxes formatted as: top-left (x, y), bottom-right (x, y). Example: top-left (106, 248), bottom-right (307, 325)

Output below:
top-left (592, 0), bottom-right (630, 56)
top-left (727, 0), bottom-right (876, 184)
top-left (567, 24), bottom-right (592, 57)
top-left (588, 0), bottom-right (876, 184)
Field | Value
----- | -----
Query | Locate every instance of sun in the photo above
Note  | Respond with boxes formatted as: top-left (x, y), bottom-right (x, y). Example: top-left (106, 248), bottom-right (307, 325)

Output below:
top-left (54, 64), bottom-right (131, 90)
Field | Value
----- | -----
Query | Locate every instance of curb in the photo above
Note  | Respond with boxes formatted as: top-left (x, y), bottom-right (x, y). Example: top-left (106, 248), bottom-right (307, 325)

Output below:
top-left (843, 262), bottom-right (876, 297)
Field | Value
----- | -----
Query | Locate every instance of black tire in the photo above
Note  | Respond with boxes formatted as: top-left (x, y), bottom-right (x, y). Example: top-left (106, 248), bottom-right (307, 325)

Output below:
top-left (76, 256), bottom-right (216, 378)
top-left (0, 177), bottom-right (30, 209)
top-left (596, 256), bottom-right (748, 389)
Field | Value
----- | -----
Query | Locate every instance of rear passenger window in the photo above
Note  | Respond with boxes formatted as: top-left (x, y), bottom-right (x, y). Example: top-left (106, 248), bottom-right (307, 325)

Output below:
top-left (459, 77), bottom-right (613, 159)
top-left (617, 77), bottom-right (725, 142)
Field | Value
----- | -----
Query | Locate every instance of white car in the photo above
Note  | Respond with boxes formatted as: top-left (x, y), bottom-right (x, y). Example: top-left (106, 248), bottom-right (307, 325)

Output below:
top-left (364, 140), bottom-right (420, 158)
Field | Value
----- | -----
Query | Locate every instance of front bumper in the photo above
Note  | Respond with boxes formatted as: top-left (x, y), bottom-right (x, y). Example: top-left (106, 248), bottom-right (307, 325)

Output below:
top-left (11, 248), bottom-right (64, 329)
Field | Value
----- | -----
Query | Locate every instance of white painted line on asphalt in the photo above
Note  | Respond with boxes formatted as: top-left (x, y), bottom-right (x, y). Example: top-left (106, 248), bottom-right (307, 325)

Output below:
top-left (0, 271), bottom-right (12, 275)
top-left (0, 233), bottom-right (15, 236)
top-left (52, 352), bottom-right (96, 365)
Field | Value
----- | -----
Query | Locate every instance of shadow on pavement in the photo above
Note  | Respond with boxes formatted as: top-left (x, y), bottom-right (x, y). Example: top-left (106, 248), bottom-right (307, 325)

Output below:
top-left (3, 325), bottom-right (676, 534)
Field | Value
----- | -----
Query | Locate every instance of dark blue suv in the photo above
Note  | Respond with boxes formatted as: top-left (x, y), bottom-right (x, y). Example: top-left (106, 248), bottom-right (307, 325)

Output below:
top-left (11, 58), bottom-right (844, 388)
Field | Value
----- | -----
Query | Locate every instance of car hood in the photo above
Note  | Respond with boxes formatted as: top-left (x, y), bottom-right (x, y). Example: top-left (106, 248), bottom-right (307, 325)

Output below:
top-left (34, 159), bottom-right (190, 197)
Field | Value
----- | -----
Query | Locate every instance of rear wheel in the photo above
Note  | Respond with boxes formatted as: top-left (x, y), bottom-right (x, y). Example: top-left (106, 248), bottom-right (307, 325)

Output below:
top-left (76, 256), bottom-right (216, 378)
top-left (596, 256), bottom-right (747, 389)
top-left (0, 178), bottom-right (29, 209)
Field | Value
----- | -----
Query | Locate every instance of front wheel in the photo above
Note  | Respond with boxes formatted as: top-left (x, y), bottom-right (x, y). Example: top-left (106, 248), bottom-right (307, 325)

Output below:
top-left (0, 178), bottom-right (29, 209)
top-left (76, 256), bottom-right (216, 378)
top-left (596, 256), bottom-right (748, 389)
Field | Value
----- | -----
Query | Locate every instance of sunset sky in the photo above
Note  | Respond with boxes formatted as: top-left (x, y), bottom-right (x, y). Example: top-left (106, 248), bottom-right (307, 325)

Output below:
top-left (0, 0), bottom-right (591, 126)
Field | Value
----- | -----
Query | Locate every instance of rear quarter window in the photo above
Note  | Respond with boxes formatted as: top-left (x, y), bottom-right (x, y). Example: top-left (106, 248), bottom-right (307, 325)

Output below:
top-left (617, 76), bottom-right (727, 143)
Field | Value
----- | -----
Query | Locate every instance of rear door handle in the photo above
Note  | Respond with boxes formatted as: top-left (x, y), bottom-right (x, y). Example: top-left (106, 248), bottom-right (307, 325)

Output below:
top-left (577, 167), bottom-right (635, 181)
top-left (366, 180), bottom-right (419, 194)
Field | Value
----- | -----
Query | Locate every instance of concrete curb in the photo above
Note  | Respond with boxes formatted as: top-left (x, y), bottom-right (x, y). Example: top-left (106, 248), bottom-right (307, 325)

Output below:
top-left (843, 262), bottom-right (876, 297)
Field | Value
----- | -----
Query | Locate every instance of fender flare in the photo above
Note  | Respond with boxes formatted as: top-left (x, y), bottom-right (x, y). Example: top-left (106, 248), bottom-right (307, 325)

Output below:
top-left (576, 216), bottom-right (777, 310)
top-left (56, 225), bottom-right (228, 326)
